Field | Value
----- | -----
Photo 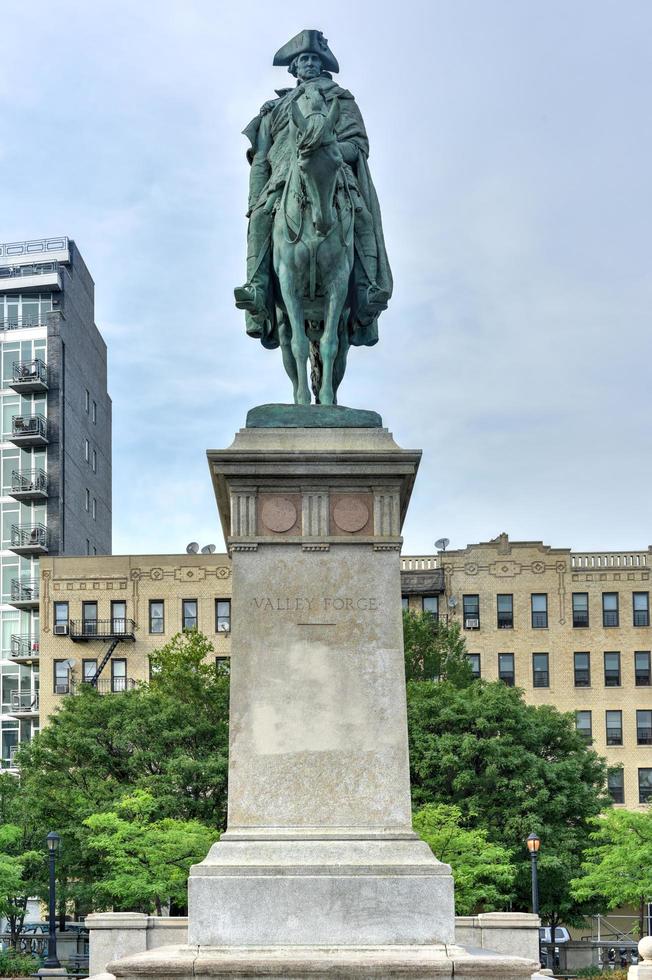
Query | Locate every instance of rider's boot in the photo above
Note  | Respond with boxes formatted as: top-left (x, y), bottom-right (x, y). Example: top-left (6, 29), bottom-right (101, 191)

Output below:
top-left (234, 208), bottom-right (273, 325)
top-left (353, 213), bottom-right (390, 325)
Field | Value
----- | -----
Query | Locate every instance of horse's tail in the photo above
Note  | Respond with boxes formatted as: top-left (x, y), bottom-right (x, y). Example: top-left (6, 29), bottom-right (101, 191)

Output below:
top-left (309, 339), bottom-right (322, 404)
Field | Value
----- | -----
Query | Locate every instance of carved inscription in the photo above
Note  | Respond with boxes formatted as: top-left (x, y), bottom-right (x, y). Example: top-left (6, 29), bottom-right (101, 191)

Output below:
top-left (252, 596), bottom-right (380, 612)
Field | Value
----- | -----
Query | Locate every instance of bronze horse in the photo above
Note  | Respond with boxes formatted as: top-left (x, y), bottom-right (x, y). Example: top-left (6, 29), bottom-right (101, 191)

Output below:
top-left (272, 88), bottom-right (355, 405)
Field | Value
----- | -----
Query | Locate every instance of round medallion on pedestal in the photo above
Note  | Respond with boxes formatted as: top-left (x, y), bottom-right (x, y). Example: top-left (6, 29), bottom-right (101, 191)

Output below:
top-left (261, 496), bottom-right (297, 533)
top-left (333, 497), bottom-right (369, 533)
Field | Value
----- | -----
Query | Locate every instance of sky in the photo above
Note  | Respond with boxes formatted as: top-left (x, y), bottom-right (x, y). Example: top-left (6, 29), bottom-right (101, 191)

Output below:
top-left (1, 0), bottom-right (650, 556)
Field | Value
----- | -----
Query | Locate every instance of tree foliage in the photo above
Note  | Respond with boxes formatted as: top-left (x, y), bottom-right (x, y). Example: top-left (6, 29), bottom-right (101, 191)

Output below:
top-left (407, 678), bottom-right (609, 923)
top-left (0, 777), bottom-right (42, 947)
top-left (403, 612), bottom-right (473, 686)
top-left (15, 631), bottom-right (228, 913)
top-left (413, 803), bottom-right (516, 914)
top-left (84, 790), bottom-right (215, 915)
top-left (570, 809), bottom-right (652, 936)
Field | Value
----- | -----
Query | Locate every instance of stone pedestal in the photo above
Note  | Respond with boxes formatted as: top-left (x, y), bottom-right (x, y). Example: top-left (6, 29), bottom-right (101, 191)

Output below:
top-left (189, 421), bottom-right (454, 946)
top-left (106, 414), bottom-right (539, 980)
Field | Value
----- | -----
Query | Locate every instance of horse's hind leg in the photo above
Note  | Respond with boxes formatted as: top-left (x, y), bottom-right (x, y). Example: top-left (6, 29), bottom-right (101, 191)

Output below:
top-left (319, 285), bottom-right (347, 406)
top-left (278, 312), bottom-right (300, 403)
top-left (283, 292), bottom-right (311, 405)
top-left (332, 321), bottom-right (350, 404)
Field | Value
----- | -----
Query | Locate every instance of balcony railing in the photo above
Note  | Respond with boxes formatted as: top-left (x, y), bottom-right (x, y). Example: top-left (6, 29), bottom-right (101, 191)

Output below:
top-left (10, 635), bottom-right (39, 661)
top-left (603, 611), bottom-right (619, 627)
top-left (69, 618), bottom-right (136, 641)
top-left (0, 314), bottom-right (49, 331)
top-left (0, 261), bottom-right (59, 279)
top-left (531, 612), bottom-right (548, 628)
top-left (93, 677), bottom-right (137, 694)
top-left (0, 236), bottom-right (68, 260)
top-left (10, 468), bottom-right (47, 499)
top-left (10, 579), bottom-right (39, 605)
top-left (10, 523), bottom-right (47, 554)
top-left (9, 692), bottom-right (39, 716)
top-left (10, 359), bottom-right (48, 392)
top-left (10, 414), bottom-right (48, 444)
top-left (573, 612), bottom-right (589, 627)
top-left (634, 610), bottom-right (650, 627)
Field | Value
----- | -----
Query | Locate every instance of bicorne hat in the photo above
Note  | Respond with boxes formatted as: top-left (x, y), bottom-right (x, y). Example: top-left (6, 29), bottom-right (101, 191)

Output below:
top-left (273, 30), bottom-right (339, 74)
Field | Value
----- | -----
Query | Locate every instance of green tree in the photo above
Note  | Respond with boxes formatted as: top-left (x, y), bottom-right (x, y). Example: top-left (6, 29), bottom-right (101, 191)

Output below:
top-left (16, 631), bottom-right (229, 913)
top-left (407, 679), bottom-right (609, 925)
top-left (570, 809), bottom-right (652, 937)
top-left (403, 612), bottom-right (473, 686)
top-left (413, 803), bottom-right (516, 914)
top-left (0, 777), bottom-right (42, 948)
top-left (84, 790), bottom-right (215, 915)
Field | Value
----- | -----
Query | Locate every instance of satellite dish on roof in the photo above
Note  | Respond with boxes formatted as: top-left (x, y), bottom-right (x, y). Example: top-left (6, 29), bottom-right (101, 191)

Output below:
top-left (435, 537), bottom-right (450, 552)
top-left (186, 542), bottom-right (200, 554)
top-left (201, 544), bottom-right (216, 554)
top-left (448, 596), bottom-right (457, 609)
top-left (62, 658), bottom-right (77, 669)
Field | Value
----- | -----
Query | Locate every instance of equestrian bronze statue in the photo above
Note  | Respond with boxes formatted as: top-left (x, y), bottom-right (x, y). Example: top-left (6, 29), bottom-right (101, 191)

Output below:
top-left (234, 29), bottom-right (392, 405)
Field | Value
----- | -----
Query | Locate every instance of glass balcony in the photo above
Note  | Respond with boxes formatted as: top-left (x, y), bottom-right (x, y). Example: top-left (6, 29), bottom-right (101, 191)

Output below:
top-left (9, 359), bottom-right (48, 393)
top-left (9, 468), bottom-right (47, 501)
top-left (10, 523), bottom-right (47, 555)
top-left (69, 618), bottom-right (136, 641)
top-left (10, 578), bottom-right (39, 609)
top-left (10, 634), bottom-right (40, 663)
top-left (10, 414), bottom-right (48, 446)
top-left (9, 692), bottom-right (39, 718)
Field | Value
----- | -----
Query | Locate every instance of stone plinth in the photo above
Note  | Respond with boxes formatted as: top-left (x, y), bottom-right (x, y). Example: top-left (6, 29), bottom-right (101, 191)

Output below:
top-left (189, 422), bottom-right (454, 946)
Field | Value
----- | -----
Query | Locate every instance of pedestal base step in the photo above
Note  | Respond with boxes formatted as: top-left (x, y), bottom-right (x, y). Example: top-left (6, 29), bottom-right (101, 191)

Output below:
top-left (108, 942), bottom-right (539, 980)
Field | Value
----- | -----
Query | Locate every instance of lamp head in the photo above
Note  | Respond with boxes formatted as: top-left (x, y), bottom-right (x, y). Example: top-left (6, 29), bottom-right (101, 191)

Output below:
top-left (526, 832), bottom-right (541, 854)
top-left (46, 831), bottom-right (61, 854)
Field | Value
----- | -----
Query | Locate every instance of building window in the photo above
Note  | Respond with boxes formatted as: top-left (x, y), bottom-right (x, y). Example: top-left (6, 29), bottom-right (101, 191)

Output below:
top-left (497, 594), bottom-right (513, 629)
top-left (605, 710), bottom-right (623, 746)
top-left (401, 597), bottom-right (409, 612)
top-left (532, 653), bottom-right (549, 688)
top-left (215, 656), bottom-right (230, 675)
top-left (149, 601), bottom-right (164, 634)
top-left (111, 658), bottom-right (127, 693)
top-left (53, 660), bottom-right (72, 695)
top-left (85, 488), bottom-right (90, 511)
top-left (92, 449), bottom-right (97, 473)
top-left (498, 653), bottom-right (515, 686)
top-left (576, 710), bottom-right (592, 743)
top-left (608, 768), bottom-right (624, 804)
top-left (638, 768), bottom-right (652, 804)
top-left (422, 596), bottom-right (438, 619)
top-left (463, 595), bottom-right (480, 629)
top-left (83, 602), bottom-right (98, 636)
top-left (467, 654), bottom-right (481, 679)
top-left (82, 659), bottom-right (97, 685)
top-left (602, 592), bottom-right (619, 627)
top-left (111, 601), bottom-right (127, 634)
top-left (637, 710), bottom-right (652, 746)
top-left (633, 592), bottom-right (650, 627)
top-left (182, 599), bottom-right (198, 631)
top-left (574, 652), bottom-right (591, 687)
top-left (635, 651), bottom-right (651, 686)
top-left (92, 498), bottom-right (96, 520)
top-left (85, 388), bottom-right (89, 413)
top-left (531, 594), bottom-right (548, 629)
top-left (53, 601), bottom-right (69, 632)
top-left (84, 438), bottom-right (89, 463)
top-left (604, 652), bottom-right (621, 687)
top-left (572, 592), bottom-right (589, 628)
top-left (215, 599), bottom-right (231, 633)
top-left (92, 400), bottom-right (97, 424)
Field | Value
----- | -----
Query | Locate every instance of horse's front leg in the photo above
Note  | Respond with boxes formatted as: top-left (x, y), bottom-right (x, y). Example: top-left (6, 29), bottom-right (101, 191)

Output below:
top-left (319, 281), bottom-right (348, 406)
top-left (277, 313), bottom-right (300, 403)
top-left (282, 289), bottom-right (311, 405)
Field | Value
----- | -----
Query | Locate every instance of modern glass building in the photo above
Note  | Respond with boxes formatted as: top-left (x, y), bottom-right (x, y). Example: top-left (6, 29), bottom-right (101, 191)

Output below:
top-left (0, 236), bottom-right (111, 769)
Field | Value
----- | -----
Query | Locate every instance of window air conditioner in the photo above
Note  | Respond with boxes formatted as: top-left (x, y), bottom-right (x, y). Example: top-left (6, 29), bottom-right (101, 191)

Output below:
top-left (54, 683), bottom-right (69, 694)
top-left (54, 624), bottom-right (68, 636)
top-left (465, 618), bottom-right (480, 629)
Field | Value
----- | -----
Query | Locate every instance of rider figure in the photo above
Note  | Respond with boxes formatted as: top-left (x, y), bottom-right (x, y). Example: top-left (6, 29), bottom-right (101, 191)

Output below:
top-left (234, 30), bottom-right (392, 351)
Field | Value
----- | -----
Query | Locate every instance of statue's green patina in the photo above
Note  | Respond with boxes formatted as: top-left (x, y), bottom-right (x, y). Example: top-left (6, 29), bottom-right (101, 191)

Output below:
top-left (234, 29), bottom-right (392, 406)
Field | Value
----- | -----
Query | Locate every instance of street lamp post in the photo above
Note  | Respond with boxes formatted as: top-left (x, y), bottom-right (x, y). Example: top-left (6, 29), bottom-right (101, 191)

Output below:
top-left (43, 832), bottom-right (61, 970)
top-left (526, 833), bottom-right (542, 967)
